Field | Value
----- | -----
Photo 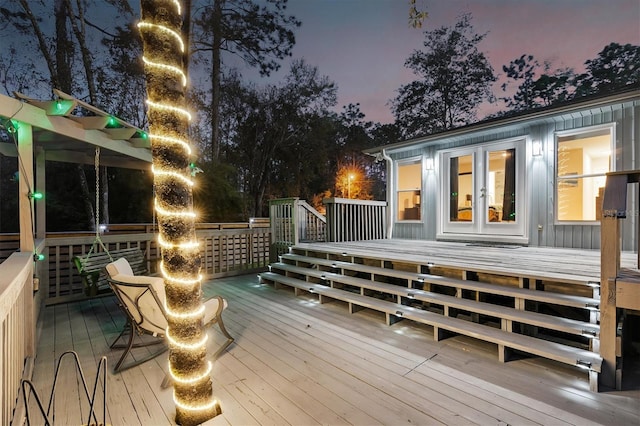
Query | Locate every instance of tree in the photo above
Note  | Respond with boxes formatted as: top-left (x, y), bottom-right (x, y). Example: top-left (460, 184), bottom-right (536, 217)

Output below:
top-left (574, 42), bottom-right (640, 96)
top-left (191, 0), bottom-right (300, 161)
top-left (500, 54), bottom-right (539, 111)
top-left (139, 1), bottom-right (218, 424)
top-left (500, 55), bottom-right (575, 111)
top-left (392, 13), bottom-right (496, 139)
top-left (224, 59), bottom-right (337, 216)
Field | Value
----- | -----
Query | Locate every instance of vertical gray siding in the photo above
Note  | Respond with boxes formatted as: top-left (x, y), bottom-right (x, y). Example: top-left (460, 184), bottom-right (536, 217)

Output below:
top-left (389, 98), bottom-right (639, 251)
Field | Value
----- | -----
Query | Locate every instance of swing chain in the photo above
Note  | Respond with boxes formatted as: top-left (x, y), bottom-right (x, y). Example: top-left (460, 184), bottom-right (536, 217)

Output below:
top-left (95, 146), bottom-right (100, 237)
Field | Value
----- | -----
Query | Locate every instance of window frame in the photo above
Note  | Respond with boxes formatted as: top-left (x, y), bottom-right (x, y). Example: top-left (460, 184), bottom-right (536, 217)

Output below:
top-left (395, 156), bottom-right (424, 223)
top-left (554, 123), bottom-right (615, 225)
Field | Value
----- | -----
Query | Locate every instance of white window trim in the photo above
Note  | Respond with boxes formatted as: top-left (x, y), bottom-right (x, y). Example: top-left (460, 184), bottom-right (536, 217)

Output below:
top-left (437, 137), bottom-right (528, 244)
top-left (554, 123), bottom-right (616, 226)
top-left (395, 156), bottom-right (424, 223)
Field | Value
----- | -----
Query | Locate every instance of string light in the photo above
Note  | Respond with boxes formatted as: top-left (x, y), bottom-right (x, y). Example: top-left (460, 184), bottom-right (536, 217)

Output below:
top-left (142, 56), bottom-right (187, 86)
top-left (170, 361), bottom-right (212, 385)
top-left (137, 22), bottom-right (185, 52)
top-left (166, 329), bottom-right (208, 350)
top-left (149, 134), bottom-right (192, 155)
top-left (159, 261), bottom-right (203, 285)
top-left (151, 165), bottom-right (194, 186)
top-left (173, 395), bottom-right (219, 412)
top-left (155, 199), bottom-right (196, 218)
top-left (165, 303), bottom-right (205, 320)
top-left (157, 235), bottom-right (200, 250)
top-left (146, 99), bottom-right (192, 121)
top-left (171, 0), bottom-right (182, 16)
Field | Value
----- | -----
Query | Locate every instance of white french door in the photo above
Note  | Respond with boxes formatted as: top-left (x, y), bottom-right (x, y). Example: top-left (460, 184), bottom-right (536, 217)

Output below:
top-left (439, 139), bottom-right (526, 241)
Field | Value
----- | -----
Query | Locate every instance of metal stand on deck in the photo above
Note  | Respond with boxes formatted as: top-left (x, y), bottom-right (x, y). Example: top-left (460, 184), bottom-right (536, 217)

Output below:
top-left (20, 351), bottom-right (107, 426)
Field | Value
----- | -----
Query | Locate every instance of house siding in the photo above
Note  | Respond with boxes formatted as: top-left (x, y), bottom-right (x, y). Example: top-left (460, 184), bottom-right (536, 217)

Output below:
top-left (386, 97), bottom-right (639, 251)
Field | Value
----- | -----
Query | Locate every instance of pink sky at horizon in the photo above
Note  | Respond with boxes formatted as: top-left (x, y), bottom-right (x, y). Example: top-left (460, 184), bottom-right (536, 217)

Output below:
top-left (234, 0), bottom-right (640, 124)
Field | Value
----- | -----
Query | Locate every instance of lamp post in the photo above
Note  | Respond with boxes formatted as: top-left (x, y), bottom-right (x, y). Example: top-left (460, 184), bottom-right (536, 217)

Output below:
top-left (348, 174), bottom-right (354, 199)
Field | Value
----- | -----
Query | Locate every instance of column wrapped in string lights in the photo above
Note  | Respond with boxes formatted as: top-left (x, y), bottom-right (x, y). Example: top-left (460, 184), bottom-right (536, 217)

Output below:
top-left (138, 1), bottom-right (220, 424)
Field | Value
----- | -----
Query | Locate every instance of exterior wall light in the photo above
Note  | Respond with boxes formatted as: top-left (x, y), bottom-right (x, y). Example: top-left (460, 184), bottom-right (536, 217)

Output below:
top-left (532, 141), bottom-right (543, 157)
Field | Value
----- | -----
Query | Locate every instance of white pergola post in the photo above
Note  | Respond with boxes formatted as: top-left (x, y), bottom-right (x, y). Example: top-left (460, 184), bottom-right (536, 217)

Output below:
top-left (17, 122), bottom-right (34, 253)
top-left (35, 146), bottom-right (46, 240)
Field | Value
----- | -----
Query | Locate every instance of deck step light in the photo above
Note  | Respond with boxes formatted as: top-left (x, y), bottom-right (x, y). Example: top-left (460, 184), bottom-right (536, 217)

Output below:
top-left (585, 302), bottom-right (599, 310)
top-left (426, 262), bottom-right (435, 268)
top-left (587, 281), bottom-right (600, 288)
top-left (341, 252), bottom-right (348, 256)
top-left (407, 292), bottom-right (415, 299)
top-left (28, 191), bottom-right (43, 200)
top-left (395, 310), bottom-right (404, 317)
top-left (33, 253), bottom-right (45, 262)
top-left (309, 287), bottom-right (315, 293)
top-left (581, 329), bottom-right (598, 337)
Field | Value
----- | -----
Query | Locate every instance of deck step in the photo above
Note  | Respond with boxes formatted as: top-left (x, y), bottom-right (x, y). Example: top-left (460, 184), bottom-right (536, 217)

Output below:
top-left (270, 262), bottom-right (600, 339)
top-left (280, 253), bottom-right (599, 310)
top-left (259, 271), bottom-right (602, 376)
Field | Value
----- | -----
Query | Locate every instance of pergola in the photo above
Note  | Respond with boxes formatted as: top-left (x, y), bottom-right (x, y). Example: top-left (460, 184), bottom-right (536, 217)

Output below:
top-left (0, 90), bottom-right (152, 254)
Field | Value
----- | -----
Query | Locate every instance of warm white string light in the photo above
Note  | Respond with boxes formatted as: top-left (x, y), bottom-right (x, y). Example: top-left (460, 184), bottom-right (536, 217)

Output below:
top-left (171, 0), bottom-right (182, 15)
top-left (137, 21), bottom-right (185, 52)
top-left (157, 234), bottom-right (200, 250)
top-left (142, 56), bottom-right (187, 86)
top-left (173, 394), bottom-right (219, 412)
top-left (159, 261), bottom-right (203, 285)
top-left (166, 329), bottom-right (208, 350)
top-left (149, 134), bottom-right (192, 155)
top-left (165, 302), bottom-right (205, 319)
top-left (146, 99), bottom-right (192, 121)
top-left (155, 199), bottom-right (196, 218)
top-left (170, 361), bottom-right (212, 385)
top-left (151, 165), bottom-right (194, 186)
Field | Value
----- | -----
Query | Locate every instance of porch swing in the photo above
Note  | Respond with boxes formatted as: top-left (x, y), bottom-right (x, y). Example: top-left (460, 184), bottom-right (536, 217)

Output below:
top-left (72, 147), bottom-right (147, 296)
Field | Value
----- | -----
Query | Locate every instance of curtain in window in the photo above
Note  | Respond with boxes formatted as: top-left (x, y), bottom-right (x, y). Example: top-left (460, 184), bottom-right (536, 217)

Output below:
top-left (502, 148), bottom-right (516, 221)
top-left (449, 157), bottom-right (459, 220)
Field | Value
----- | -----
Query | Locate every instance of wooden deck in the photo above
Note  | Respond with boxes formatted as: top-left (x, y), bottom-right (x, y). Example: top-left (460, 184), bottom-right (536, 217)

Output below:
top-left (24, 272), bottom-right (639, 425)
top-left (293, 239), bottom-right (639, 284)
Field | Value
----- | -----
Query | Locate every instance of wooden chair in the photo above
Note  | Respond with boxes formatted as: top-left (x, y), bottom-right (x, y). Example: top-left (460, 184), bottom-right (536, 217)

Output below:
top-left (105, 258), bottom-right (234, 374)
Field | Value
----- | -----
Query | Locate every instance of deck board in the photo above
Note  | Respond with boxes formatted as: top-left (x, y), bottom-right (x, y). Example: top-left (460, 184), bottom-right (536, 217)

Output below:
top-left (293, 240), bottom-right (638, 284)
top-left (23, 273), bottom-right (639, 425)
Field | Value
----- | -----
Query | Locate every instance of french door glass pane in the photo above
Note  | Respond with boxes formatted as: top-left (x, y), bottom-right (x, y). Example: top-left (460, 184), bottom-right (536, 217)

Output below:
top-left (450, 154), bottom-right (473, 222)
top-left (487, 148), bottom-right (516, 223)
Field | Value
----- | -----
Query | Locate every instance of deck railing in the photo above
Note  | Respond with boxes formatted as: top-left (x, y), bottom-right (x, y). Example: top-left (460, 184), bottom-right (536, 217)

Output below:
top-left (0, 251), bottom-right (34, 426)
top-left (37, 222), bottom-right (270, 305)
top-left (269, 198), bottom-right (327, 260)
top-left (324, 198), bottom-right (387, 242)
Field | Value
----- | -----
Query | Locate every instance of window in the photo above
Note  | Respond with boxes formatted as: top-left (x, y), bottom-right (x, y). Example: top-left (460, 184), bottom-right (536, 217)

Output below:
top-left (397, 160), bottom-right (422, 221)
top-left (556, 125), bottom-right (613, 222)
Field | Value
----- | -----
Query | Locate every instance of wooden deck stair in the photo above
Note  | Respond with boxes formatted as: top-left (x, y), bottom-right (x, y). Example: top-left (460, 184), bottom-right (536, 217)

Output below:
top-left (261, 245), bottom-right (604, 390)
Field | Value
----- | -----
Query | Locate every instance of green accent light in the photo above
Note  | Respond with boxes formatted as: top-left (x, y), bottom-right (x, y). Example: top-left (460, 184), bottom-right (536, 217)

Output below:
top-left (141, 132), bottom-right (148, 139)
top-left (35, 253), bottom-right (45, 261)
top-left (107, 116), bottom-right (117, 127)
top-left (56, 100), bottom-right (63, 111)
top-left (29, 191), bottom-right (43, 200)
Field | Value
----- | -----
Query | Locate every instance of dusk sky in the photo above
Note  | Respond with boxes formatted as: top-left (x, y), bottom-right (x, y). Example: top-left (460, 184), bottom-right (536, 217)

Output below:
top-left (231, 0), bottom-right (640, 124)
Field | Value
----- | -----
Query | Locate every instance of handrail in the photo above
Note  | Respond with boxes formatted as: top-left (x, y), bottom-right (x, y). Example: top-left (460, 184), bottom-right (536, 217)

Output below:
top-left (0, 252), bottom-right (34, 426)
top-left (599, 169), bottom-right (640, 391)
top-left (40, 225), bottom-right (270, 305)
top-left (323, 198), bottom-right (387, 242)
top-left (269, 198), bottom-right (326, 260)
